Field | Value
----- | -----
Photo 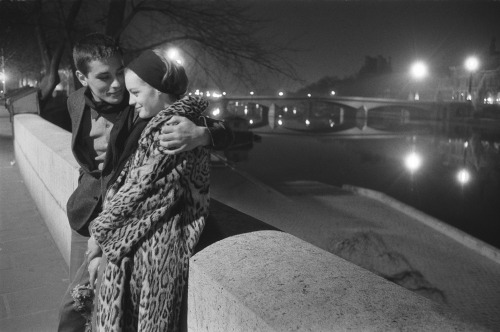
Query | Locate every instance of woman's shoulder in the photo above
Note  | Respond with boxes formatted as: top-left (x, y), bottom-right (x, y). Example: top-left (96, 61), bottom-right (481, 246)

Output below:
top-left (161, 96), bottom-right (208, 120)
top-left (140, 96), bottom-right (209, 141)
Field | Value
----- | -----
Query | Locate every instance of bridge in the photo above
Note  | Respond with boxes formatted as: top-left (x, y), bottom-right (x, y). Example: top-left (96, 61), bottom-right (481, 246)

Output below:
top-left (206, 95), bottom-right (474, 135)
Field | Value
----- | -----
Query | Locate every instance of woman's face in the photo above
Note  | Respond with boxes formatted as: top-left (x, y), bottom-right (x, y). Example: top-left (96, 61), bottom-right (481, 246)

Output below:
top-left (125, 70), bottom-right (165, 119)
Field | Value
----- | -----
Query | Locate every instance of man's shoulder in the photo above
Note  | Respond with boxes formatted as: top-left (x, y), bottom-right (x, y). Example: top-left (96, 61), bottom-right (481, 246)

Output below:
top-left (69, 87), bottom-right (86, 97)
top-left (68, 87), bottom-right (86, 104)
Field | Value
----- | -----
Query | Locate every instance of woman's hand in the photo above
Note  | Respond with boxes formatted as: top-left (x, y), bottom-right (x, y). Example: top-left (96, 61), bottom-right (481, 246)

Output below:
top-left (86, 235), bottom-right (102, 288)
top-left (88, 256), bottom-right (101, 289)
top-left (86, 235), bottom-right (102, 261)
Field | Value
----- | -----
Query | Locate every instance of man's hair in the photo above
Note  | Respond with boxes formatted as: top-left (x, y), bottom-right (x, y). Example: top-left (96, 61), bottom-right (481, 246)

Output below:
top-left (73, 33), bottom-right (122, 75)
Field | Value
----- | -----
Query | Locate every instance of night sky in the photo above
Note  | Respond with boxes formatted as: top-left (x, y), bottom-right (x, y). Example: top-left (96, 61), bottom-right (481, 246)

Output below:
top-left (249, 1), bottom-right (500, 90)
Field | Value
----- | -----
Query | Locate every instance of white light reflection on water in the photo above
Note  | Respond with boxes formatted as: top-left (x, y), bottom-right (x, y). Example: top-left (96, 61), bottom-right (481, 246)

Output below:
top-left (215, 109), bottom-right (500, 249)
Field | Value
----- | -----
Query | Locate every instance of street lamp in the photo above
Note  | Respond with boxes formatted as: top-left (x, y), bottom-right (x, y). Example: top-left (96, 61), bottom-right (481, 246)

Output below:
top-left (464, 56), bottom-right (479, 102)
top-left (410, 61), bottom-right (428, 80)
top-left (409, 61), bottom-right (428, 100)
top-left (166, 47), bottom-right (183, 65)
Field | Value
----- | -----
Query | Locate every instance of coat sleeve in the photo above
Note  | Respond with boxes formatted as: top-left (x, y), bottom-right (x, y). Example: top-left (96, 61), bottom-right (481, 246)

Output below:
top-left (90, 135), bottom-right (187, 263)
top-left (202, 117), bottom-right (234, 150)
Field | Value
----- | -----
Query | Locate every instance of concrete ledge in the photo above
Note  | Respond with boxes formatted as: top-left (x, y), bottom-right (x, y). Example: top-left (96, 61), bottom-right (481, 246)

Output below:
top-left (343, 184), bottom-right (500, 264)
top-left (188, 230), bottom-right (486, 332)
top-left (13, 114), bottom-right (78, 265)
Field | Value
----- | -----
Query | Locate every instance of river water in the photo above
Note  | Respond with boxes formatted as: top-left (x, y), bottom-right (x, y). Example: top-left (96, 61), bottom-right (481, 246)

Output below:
top-left (210, 98), bottom-right (500, 249)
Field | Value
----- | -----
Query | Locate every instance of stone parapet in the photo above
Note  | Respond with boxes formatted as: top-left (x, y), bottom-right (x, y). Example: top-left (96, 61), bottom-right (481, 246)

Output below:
top-left (13, 114), bottom-right (78, 265)
top-left (189, 230), bottom-right (487, 332)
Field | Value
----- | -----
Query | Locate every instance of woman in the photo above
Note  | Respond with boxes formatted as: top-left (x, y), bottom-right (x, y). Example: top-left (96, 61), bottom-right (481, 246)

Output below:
top-left (87, 48), bottom-right (210, 331)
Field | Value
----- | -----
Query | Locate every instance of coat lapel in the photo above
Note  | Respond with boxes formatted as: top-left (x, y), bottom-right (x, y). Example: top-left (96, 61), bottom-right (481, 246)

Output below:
top-left (68, 88), bottom-right (90, 172)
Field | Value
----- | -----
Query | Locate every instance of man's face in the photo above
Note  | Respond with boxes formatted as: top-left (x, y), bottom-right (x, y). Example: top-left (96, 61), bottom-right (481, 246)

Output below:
top-left (76, 55), bottom-right (125, 104)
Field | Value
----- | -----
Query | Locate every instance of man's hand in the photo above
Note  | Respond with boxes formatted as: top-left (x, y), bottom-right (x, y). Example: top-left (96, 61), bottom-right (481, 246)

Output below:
top-left (157, 115), bottom-right (210, 155)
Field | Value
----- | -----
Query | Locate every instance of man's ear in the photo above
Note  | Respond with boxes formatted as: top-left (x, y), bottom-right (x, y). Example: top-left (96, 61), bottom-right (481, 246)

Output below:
top-left (75, 70), bottom-right (88, 87)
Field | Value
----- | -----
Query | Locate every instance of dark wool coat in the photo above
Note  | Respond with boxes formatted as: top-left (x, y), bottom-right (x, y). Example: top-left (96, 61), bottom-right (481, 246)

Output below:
top-left (66, 88), bottom-right (137, 235)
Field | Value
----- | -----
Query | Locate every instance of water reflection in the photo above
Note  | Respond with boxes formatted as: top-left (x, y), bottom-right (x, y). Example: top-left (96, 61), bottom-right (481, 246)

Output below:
top-left (270, 100), bottom-right (356, 132)
top-left (220, 116), bottom-right (262, 163)
top-left (206, 97), bottom-right (500, 248)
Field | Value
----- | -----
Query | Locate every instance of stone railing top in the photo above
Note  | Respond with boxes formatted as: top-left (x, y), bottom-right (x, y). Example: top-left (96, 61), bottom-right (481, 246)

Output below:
top-left (189, 230), bottom-right (487, 332)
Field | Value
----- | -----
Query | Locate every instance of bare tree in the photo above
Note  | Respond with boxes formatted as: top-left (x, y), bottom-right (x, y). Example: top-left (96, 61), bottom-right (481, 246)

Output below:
top-left (106, 0), bottom-right (300, 92)
top-left (37, 0), bottom-right (83, 103)
top-left (1, 0), bottom-right (299, 102)
top-left (0, 1), bottom-right (43, 86)
top-left (0, 0), bottom-right (82, 105)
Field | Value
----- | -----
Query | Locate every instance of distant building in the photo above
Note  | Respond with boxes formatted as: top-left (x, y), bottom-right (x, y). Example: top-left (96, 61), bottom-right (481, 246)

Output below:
top-left (447, 38), bottom-right (500, 109)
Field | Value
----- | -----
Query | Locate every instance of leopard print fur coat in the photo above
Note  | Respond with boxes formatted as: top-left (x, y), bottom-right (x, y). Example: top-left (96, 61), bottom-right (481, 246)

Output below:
top-left (90, 96), bottom-right (210, 331)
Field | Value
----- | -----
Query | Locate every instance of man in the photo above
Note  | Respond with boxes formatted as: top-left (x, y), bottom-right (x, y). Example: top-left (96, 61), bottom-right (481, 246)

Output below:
top-left (58, 33), bottom-right (232, 331)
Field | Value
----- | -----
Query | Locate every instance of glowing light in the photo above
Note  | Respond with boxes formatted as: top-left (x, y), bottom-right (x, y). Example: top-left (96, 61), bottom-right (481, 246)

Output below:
top-left (330, 90), bottom-right (336, 96)
top-left (278, 119), bottom-right (283, 126)
top-left (167, 48), bottom-right (183, 65)
top-left (206, 91), bottom-right (211, 97)
top-left (284, 107), bottom-right (288, 112)
top-left (250, 91), bottom-right (254, 95)
top-left (195, 89), bottom-right (200, 96)
top-left (465, 56), bottom-right (479, 72)
top-left (212, 108), bottom-right (220, 116)
top-left (305, 119), bottom-right (310, 126)
top-left (410, 61), bottom-right (428, 80)
top-left (249, 119), bottom-right (254, 125)
top-left (457, 169), bottom-right (471, 185)
top-left (464, 141), bottom-right (468, 148)
top-left (278, 91), bottom-right (284, 97)
top-left (293, 108), bottom-right (297, 115)
top-left (307, 93), bottom-right (311, 98)
top-left (405, 152), bottom-right (422, 173)
top-left (222, 92), bottom-right (226, 96)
